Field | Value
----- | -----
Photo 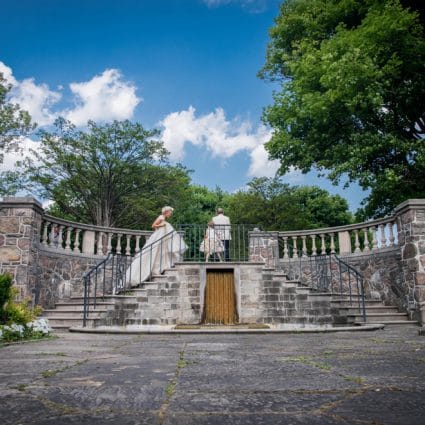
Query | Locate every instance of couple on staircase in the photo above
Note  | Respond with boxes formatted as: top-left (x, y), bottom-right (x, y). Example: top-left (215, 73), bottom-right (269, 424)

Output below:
top-left (125, 206), bottom-right (231, 287)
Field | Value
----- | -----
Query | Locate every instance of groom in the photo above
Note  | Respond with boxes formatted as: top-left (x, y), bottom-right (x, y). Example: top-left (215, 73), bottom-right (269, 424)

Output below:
top-left (212, 208), bottom-right (231, 261)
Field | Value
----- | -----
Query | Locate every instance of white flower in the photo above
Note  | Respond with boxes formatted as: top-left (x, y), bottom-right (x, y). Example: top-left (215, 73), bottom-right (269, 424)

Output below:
top-left (27, 318), bottom-right (51, 334)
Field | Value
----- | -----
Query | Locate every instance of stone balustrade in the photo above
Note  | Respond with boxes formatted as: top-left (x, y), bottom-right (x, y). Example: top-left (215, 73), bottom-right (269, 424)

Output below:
top-left (277, 216), bottom-right (398, 258)
top-left (41, 214), bottom-right (152, 256)
top-left (249, 217), bottom-right (398, 263)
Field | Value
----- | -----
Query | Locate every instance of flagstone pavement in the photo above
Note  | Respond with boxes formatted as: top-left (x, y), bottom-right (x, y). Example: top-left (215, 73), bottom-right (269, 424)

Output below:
top-left (1, 325), bottom-right (424, 424)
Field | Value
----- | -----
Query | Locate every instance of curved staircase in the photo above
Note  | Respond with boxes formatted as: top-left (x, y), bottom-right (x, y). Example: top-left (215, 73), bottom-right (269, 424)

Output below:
top-left (42, 265), bottom-right (418, 330)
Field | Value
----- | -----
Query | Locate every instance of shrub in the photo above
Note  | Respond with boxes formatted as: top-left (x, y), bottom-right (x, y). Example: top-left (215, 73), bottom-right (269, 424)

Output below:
top-left (0, 273), bottom-right (14, 324)
top-left (0, 273), bottom-right (48, 342)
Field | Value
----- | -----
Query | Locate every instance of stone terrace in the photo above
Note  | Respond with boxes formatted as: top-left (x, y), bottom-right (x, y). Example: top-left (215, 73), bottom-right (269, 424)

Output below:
top-left (1, 325), bottom-right (424, 424)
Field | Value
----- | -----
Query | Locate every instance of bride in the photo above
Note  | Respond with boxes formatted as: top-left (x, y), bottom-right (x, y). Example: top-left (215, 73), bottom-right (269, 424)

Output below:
top-left (124, 206), bottom-right (187, 287)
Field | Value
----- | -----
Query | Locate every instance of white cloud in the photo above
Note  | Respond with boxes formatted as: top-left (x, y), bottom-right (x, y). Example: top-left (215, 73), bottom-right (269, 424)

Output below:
top-left (64, 69), bottom-right (140, 126)
top-left (0, 61), bottom-right (61, 126)
top-left (160, 106), bottom-right (266, 160)
top-left (248, 143), bottom-right (280, 177)
top-left (160, 105), bottom-right (285, 178)
top-left (0, 137), bottom-right (41, 172)
top-left (0, 62), bottom-right (140, 127)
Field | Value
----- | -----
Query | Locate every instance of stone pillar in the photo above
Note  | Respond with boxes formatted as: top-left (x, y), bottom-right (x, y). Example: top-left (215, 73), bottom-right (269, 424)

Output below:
top-left (0, 197), bottom-right (44, 302)
top-left (249, 230), bottom-right (279, 268)
top-left (338, 231), bottom-right (352, 255)
top-left (395, 199), bottom-right (425, 329)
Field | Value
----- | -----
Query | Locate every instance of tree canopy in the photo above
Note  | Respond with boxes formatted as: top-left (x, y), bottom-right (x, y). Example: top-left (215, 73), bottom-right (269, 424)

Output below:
top-left (226, 177), bottom-right (352, 230)
top-left (0, 73), bottom-right (34, 164)
top-left (18, 118), bottom-right (192, 229)
top-left (260, 0), bottom-right (425, 217)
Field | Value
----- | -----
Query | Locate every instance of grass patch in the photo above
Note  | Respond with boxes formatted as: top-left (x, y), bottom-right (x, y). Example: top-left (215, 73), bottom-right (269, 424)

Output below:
top-left (174, 325), bottom-right (201, 329)
top-left (343, 375), bottom-right (364, 384)
top-left (0, 334), bottom-right (58, 348)
top-left (12, 383), bottom-right (28, 392)
top-left (41, 359), bottom-right (88, 379)
top-left (283, 355), bottom-right (332, 371)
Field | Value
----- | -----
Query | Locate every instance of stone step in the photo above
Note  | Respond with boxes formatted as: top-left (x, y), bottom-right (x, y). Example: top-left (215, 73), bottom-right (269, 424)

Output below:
top-left (53, 302), bottom-right (114, 311)
top-left (339, 306), bottom-right (400, 314)
top-left (331, 299), bottom-right (383, 306)
top-left (46, 317), bottom-right (100, 327)
top-left (43, 310), bottom-right (106, 319)
top-left (355, 320), bottom-right (420, 326)
top-left (349, 313), bottom-right (411, 322)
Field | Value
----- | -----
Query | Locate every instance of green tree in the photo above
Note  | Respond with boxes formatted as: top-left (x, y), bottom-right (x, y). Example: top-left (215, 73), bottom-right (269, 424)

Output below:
top-left (260, 0), bottom-right (425, 217)
top-left (18, 118), bottom-right (192, 229)
top-left (0, 72), bottom-right (34, 164)
top-left (174, 185), bottom-right (230, 225)
top-left (227, 177), bottom-right (352, 230)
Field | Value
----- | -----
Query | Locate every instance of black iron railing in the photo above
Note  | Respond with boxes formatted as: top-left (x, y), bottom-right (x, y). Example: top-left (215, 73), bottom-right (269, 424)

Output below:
top-left (178, 224), bottom-right (257, 262)
top-left (278, 239), bottom-right (367, 321)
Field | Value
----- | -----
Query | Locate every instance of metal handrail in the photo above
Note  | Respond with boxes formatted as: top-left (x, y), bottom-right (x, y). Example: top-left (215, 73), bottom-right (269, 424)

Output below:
top-left (82, 229), bottom-right (175, 326)
top-left (278, 238), bottom-right (367, 322)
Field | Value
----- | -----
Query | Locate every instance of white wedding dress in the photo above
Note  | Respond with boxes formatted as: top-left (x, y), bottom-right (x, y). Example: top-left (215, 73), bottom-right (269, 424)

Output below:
top-left (125, 219), bottom-right (187, 287)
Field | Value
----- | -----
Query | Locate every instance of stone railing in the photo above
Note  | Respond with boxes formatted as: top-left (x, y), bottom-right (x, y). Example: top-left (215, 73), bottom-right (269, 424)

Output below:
top-left (41, 214), bottom-right (152, 256)
top-left (277, 216), bottom-right (398, 258)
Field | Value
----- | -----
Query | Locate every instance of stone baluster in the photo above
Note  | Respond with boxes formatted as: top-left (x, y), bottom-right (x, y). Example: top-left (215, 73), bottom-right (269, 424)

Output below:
top-left (57, 225), bottom-right (64, 249)
top-left (42, 221), bottom-right (49, 246)
top-left (301, 235), bottom-right (307, 257)
top-left (49, 224), bottom-right (56, 247)
top-left (320, 233), bottom-right (326, 254)
top-left (292, 236), bottom-right (299, 258)
top-left (116, 234), bottom-right (122, 254)
top-left (379, 224), bottom-right (386, 248)
top-left (73, 228), bottom-right (81, 253)
top-left (371, 226), bottom-right (378, 251)
top-left (388, 222), bottom-right (395, 246)
top-left (125, 234), bottom-right (131, 256)
top-left (135, 235), bottom-right (141, 254)
top-left (311, 235), bottom-right (317, 256)
top-left (330, 233), bottom-right (336, 254)
top-left (106, 232), bottom-right (113, 254)
top-left (64, 226), bottom-right (72, 251)
top-left (354, 229), bottom-right (361, 253)
top-left (362, 228), bottom-right (370, 252)
top-left (81, 230), bottom-right (95, 254)
top-left (96, 232), bottom-right (104, 256)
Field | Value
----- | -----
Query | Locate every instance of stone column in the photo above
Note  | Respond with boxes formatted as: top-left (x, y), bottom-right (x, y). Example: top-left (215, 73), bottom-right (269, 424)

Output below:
top-left (395, 199), bottom-right (425, 330)
top-left (249, 230), bottom-right (279, 268)
top-left (0, 197), bottom-right (44, 302)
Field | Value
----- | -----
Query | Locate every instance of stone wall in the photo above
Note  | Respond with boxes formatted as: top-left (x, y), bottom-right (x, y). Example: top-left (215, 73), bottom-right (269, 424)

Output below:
top-left (35, 248), bottom-right (102, 308)
top-left (0, 197), bottom-right (43, 302)
top-left (341, 249), bottom-right (405, 309)
top-left (395, 200), bottom-right (425, 323)
top-left (0, 197), bottom-right (105, 309)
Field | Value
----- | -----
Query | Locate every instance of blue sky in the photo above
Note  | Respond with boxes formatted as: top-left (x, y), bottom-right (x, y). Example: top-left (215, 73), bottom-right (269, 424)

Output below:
top-left (1, 0), bottom-right (367, 210)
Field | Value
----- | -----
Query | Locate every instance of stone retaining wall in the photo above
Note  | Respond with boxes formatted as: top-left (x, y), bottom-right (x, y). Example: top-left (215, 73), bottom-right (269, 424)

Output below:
top-left (36, 248), bottom-right (102, 308)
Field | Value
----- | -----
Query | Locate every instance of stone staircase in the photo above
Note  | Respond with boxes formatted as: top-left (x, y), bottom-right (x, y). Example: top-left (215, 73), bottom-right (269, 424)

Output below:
top-left (43, 265), bottom-right (418, 330)
top-left (331, 297), bottom-right (418, 325)
top-left (42, 268), bottom-right (184, 329)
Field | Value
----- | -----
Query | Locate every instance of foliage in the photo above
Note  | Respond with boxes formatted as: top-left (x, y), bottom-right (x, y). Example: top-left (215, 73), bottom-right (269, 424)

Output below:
top-left (0, 273), bottom-right (13, 323)
top-left (16, 118), bottom-right (193, 229)
top-left (173, 185), bottom-right (230, 225)
top-left (226, 177), bottom-right (352, 230)
top-left (260, 0), bottom-right (425, 217)
top-left (0, 273), bottom-right (43, 326)
top-left (0, 73), bottom-right (35, 165)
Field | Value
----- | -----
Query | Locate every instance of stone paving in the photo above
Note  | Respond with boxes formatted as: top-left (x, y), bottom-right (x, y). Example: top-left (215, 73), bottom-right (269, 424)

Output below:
top-left (1, 326), bottom-right (424, 424)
